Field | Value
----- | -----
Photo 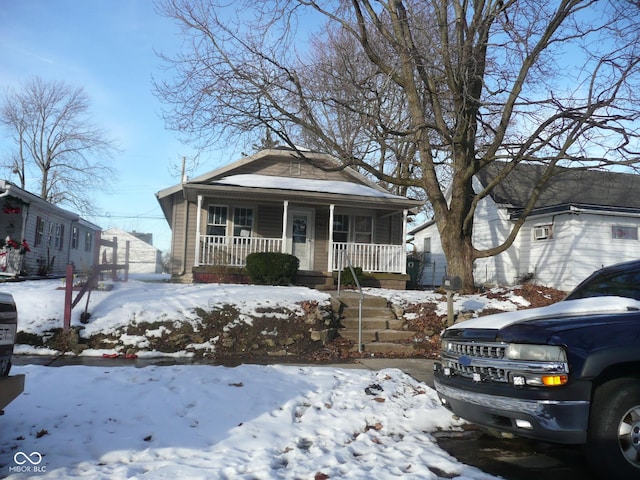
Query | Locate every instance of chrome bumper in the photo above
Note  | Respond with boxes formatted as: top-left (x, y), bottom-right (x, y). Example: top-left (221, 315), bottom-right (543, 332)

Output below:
top-left (434, 378), bottom-right (590, 444)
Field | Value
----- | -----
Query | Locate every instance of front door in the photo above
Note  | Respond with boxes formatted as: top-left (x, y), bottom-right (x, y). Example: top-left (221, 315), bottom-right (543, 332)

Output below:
top-left (288, 209), bottom-right (314, 270)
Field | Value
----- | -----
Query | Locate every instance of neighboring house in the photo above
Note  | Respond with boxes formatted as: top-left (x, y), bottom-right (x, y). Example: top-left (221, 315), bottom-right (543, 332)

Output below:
top-left (0, 179), bottom-right (101, 277)
top-left (410, 163), bottom-right (640, 292)
top-left (156, 147), bottom-right (423, 289)
top-left (100, 227), bottom-right (163, 274)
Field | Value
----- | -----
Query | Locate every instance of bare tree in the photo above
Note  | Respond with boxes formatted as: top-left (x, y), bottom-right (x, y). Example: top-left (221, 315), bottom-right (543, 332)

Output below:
top-left (0, 77), bottom-right (118, 214)
top-left (154, 0), bottom-right (640, 291)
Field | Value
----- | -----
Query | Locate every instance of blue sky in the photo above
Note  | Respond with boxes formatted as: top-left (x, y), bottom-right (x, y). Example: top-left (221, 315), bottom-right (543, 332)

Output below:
top-left (0, 0), bottom-right (232, 252)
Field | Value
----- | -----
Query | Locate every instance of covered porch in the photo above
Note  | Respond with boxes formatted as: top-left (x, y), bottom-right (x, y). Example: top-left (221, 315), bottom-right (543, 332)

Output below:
top-left (193, 197), bottom-right (409, 275)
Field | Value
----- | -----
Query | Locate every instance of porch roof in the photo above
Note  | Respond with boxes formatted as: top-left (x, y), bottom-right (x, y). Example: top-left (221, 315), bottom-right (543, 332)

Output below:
top-left (182, 174), bottom-right (422, 210)
top-left (214, 174), bottom-right (405, 199)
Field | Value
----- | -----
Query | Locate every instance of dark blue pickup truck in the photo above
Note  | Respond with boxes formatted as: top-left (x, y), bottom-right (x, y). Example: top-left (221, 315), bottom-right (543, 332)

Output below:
top-left (434, 260), bottom-right (640, 480)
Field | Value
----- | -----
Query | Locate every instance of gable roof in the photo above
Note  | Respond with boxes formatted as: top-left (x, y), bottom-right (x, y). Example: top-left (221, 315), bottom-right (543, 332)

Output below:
top-left (156, 147), bottom-right (422, 221)
top-left (476, 162), bottom-right (640, 217)
top-left (102, 227), bottom-right (160, 251)
top-left (0, 179), bottom-right (101, 230)
top-left (409, 162), bottom-right (640, 235)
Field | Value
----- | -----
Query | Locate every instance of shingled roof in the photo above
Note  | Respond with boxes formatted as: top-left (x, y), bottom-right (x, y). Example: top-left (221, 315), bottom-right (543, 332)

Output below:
top-left (476, 162), bottom-right (640, 217)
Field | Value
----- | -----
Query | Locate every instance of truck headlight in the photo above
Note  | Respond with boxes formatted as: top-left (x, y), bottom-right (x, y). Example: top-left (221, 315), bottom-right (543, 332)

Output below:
top-left (506, 344), bottom-right (567, 362)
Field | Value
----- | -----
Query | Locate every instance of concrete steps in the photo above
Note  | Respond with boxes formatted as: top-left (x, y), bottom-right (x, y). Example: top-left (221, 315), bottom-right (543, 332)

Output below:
top-left (332, 290), bottom-right (416, 356)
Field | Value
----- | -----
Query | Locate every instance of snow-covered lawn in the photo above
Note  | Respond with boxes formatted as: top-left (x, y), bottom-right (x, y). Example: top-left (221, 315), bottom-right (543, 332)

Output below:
top-left (2, 363), bottom-right (500, 479)
top-left (0, 275), bottom-right (533, 478)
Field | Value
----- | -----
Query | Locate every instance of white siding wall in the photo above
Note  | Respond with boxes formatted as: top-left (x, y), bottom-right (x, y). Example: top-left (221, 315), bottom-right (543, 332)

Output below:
top-left (67, 223), bottom-right (98, 274)
top-left (517, 212), bottom-right (640, 291)
top-left (100, 228), bottom-right (162, 274)
top-left (517, 214), bottom-right (576, 290)
top-left (411, 223), bottom-right (448, 286)
top-left (22, 206), bottom-right (97, 276)
top-left (471, 190), bottom-right (520, 286)
top-left (412, 173), bottom-right (640, 291)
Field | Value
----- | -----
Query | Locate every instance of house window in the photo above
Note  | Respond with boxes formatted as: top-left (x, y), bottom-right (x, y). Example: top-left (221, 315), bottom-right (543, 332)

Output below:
top-left (54, 224), bottom-right (64, 250)
top-left (533, 224), bottom-right (552, 240)
top-left (71, 226), bottom-right (79, 250)
top-left (34, 216), bottom-right (44, 247)
top-left (233, 207), bottom-right (253, 237)
top-left (290, 161), bottom-right (301, 176)
top-left (612, 225), bottom-right (638, 240)
top-left (354, 215), bottom-right (373, 243)
top-left (333, 215), bottom-right (349, 243)
top-left (47, 223), bottom-right (54, 247)
top-left (85, 231), bottom-right (93, 252)
top-left (207, 205), bottom-right (228, 236)
top-left (423, 238), bottom-right (432, 264)
top-left (332, 214), bottom-right (374, 243)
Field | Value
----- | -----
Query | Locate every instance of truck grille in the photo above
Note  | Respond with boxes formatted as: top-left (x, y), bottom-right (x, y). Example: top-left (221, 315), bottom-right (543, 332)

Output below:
top-left (442, 341), bottom-right (509, 382)
top-left (448, 342), bottom-right (506, 359)
top-left (446, 362), bottom-right (508, 382)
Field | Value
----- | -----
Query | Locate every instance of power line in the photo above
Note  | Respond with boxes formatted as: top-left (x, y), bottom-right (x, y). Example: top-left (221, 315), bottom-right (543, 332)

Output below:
top-left (91, 214), bottom-right (165, 220)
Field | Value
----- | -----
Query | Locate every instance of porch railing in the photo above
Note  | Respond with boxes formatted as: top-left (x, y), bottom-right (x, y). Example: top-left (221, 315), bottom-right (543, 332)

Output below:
top-left (198, 235), bottom-right (283, 267)
top-left (197, 235), bottom-right (406, 273)
top-left (331, 242), bottom-right (405, 274)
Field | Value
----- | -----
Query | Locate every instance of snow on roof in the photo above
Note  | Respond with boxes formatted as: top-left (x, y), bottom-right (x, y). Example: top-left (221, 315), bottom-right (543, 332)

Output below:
top-left (211, 174), bottom-right (405, 199)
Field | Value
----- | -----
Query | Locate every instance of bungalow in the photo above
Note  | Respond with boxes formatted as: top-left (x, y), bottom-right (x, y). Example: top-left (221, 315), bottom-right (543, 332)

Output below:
top-left (410, 162), bottom-right (640, 291)
top-left (156, 147), bottom-right (423, 289)
top-left (0, 179), bottom-right (101, 277)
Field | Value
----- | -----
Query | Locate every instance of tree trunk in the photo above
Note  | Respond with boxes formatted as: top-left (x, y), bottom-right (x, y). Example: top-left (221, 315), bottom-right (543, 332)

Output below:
top-left (439, 227), bottom-right (475, 293)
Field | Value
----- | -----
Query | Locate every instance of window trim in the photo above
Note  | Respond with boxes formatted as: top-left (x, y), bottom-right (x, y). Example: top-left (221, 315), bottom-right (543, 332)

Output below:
top-left (84, 231), bottom-right (93, 252)
top-left (233, 206), bottom-right (254, 238)
top-left (54, 224), bottom-right (64, 251)
top-left (34, 216), bottom-right (45, 247)
top-left (332, 213), bottom-right (374, 244)
top-left (611, 225), bottom-right (638, 240)
top-left (206, 204), bottom-right (228, 237)
top-left (71, 226), bottom-right (79, 250)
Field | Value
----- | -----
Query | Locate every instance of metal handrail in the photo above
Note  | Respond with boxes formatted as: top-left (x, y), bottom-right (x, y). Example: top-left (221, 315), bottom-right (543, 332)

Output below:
top-left (337, 250), bottom-right (364, 353)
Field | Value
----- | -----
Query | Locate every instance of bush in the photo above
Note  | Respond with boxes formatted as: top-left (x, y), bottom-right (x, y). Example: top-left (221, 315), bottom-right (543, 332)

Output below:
top-left (245, 252), bottom-right (299, 285)
top-left (340, 266), bottom-right (364, 287)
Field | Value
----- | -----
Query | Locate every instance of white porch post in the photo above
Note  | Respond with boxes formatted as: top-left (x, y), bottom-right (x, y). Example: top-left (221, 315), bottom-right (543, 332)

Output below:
top-left (281, 200), bottom-right (289, 253)
top-left (402, 209), bottom-right (408, 274)
top-left (194, 195), bottom-right (203, 266)
top-left (328, 204), bottom-right (335, 271)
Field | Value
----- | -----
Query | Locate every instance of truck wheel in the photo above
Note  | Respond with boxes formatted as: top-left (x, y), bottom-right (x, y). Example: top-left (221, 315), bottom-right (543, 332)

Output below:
top-left (586, 378), bottom-right (640, 479)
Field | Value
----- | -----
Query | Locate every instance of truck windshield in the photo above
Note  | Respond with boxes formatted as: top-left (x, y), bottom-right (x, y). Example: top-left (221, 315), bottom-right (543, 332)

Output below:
top-left (565, 269), bottom-right (640, 301)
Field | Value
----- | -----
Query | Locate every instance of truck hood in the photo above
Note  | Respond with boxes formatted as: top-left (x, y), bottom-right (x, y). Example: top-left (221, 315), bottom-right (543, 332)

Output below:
top-left (448, 296), bottom-right (640, 331)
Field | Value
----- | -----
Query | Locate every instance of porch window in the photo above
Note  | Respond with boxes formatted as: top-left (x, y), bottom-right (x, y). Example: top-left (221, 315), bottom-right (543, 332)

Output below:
top-left (233, 207), bottom-right (254, 238)
top-left (35, 216), bottom-right (44, 247)
top-left (332, 214), bottom-right (373, 243)
top-left (207, 205), bottom-right (228, 236)
top-left (354, 215), bottom-right (373, 243)
top-left (333, 214), bottom-right (349, 242)
top-left (612, 225), bottom-right (638, 240)
top-left (71, 226), bottom-right (79, 250)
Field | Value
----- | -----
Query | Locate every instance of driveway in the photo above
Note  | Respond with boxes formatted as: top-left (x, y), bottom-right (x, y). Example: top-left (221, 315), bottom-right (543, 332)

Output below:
top-left (355, 358), bottom-right (599, 480)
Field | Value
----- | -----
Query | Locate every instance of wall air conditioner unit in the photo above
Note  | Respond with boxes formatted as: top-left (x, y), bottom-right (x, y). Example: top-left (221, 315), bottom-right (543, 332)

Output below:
top-left (534, 225), bottom-right (552, 240)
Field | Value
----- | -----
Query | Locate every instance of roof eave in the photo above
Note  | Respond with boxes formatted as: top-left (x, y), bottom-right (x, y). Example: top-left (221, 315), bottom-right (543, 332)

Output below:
top-left (182, 183), bottom-right (422, 210)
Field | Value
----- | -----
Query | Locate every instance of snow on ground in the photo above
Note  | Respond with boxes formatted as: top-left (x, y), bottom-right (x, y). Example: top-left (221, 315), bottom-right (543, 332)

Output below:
top-left (0, 275), bottom-right (520, 479)
top-left (2, 364), bottom-right (500, 479)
